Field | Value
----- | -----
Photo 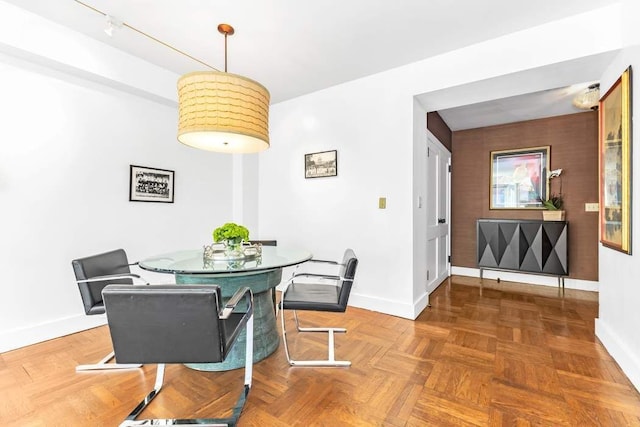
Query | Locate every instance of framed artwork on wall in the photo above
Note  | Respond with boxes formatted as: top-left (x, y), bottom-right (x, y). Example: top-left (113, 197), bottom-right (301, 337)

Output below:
top-left (129, 165), bottom-right (175, 203)
top-left (490, 146), bottom-right (550, 209)
top-left (599, 66), bottom-right (632, 254)
top-left (305, 150), bottom-right (337, 179)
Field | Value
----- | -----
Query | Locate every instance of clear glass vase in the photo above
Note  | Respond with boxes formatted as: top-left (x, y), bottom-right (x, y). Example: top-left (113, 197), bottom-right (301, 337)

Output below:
top-left (224, 239), bottom-right (245, 259)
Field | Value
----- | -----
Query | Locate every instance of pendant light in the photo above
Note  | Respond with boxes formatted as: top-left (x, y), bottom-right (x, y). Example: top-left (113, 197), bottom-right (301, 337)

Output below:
top-left (572, 83), bottom-right (600, 110)
top-left (177, 24), bottom-right (270, 153)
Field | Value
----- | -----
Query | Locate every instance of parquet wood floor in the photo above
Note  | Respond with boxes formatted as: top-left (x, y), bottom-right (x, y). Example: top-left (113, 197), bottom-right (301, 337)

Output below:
top-left (1, 276), bottom-right (639, 426)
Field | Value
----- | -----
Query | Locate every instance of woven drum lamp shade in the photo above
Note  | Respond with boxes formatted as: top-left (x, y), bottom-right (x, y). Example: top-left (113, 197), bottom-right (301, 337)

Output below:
top-left (177, 71), bottom-right (270, 153)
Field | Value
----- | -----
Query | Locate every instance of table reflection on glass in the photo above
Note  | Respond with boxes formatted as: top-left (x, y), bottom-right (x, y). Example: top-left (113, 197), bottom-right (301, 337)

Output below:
top-left (139, 246), bottom-right (312, 371)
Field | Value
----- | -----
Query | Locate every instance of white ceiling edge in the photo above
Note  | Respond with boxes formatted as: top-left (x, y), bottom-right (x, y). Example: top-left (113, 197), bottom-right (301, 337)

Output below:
top-left (417, 51), bottom-right (618, 131)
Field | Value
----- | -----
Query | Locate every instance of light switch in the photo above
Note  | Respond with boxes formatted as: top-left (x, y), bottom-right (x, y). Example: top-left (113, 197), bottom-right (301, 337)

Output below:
top-left (379, 197), bottom-right (386, 209)
top-left (585, 203), bottom-right (599, 212)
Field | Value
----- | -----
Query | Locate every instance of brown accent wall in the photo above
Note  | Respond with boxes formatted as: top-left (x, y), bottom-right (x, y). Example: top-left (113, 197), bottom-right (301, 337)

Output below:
top-left (451, 112), bottom-right (599, 281)
top-left (427, 111), bottom-right (452, 151)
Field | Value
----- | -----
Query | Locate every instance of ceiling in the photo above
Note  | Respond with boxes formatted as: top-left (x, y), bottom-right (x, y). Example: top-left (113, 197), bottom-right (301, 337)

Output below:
top-left (4, 0), bottom-right (615, 128)
top-left (438, 82), bottom-right (599, 131)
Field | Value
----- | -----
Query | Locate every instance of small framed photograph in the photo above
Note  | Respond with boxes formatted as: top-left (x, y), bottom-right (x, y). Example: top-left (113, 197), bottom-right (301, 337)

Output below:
top-left (305, 150), bottom-right (337, 179)
top-left (490, 146), bottom-right (550, 209)
top-left (599, 66), bottom-right (632, 254)
top-left (129, 165), bottom-right (175, 203)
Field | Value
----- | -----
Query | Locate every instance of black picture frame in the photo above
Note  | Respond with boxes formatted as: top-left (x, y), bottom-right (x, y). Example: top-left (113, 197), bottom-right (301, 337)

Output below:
top-left (129, 165), bottom-right (175, 203)
top-left (305, 150), bottom-right (337, 179)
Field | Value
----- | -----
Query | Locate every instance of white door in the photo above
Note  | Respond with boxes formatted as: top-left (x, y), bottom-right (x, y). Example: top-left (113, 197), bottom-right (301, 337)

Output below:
top-left (426, 134), bottom-right (451, 294)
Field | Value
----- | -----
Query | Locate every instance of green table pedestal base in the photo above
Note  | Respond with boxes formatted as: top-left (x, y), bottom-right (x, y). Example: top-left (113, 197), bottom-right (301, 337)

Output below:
top-left (175, 269), bottom-right (282, 371)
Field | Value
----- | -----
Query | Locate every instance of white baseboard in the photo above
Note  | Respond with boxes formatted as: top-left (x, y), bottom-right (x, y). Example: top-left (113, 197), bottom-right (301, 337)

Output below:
top-left (348, 292), bottom-right (416, 320)
top-left (595, 319), bottom-right (640, 393)
top-left (0, 314), bottom-right (106, 353)
top-left (451, 266), bottom-right (599, 292)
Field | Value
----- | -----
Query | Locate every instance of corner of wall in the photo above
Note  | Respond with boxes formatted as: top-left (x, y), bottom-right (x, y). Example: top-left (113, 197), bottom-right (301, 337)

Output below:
top-left (595, 318), bottom-right (640, 393)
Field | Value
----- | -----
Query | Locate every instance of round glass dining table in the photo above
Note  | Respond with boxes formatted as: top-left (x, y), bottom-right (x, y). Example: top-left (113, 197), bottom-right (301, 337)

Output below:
top-left (139, 246), bottom-right (312, 371)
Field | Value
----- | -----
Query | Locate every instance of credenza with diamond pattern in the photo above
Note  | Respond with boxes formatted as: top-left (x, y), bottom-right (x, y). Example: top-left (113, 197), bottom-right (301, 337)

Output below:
top-left (477, 219), bottom-right (568, 278)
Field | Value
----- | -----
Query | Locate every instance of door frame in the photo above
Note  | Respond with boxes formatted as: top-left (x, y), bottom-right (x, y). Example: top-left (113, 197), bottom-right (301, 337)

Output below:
top-left (425, 129), bottom-right (452, 292)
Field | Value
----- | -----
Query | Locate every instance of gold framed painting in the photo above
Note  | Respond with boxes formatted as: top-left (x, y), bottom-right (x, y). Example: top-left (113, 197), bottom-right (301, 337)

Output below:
top-left (599, 66), bottom-right (632, 254)
top-left (490, 146), bottom-right (550, 209)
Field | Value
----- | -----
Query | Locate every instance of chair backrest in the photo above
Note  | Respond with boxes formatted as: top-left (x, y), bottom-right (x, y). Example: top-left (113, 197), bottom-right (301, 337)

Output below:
top-left (249, 240), bottom-right (277, 246)
top-left (337, 249), bottom-right (358, 309)
top-left (71, 249), bottom-right (133, 315)
top-left (103, 285), bottom-right (235, 364)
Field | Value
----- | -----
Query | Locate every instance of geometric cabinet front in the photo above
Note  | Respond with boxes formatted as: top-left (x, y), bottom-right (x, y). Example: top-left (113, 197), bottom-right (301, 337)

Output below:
top-left (477, 219), bottom-right (568, 276)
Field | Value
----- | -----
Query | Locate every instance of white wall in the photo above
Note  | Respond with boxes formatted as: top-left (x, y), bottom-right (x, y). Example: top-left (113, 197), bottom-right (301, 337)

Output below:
top-left (261, 80), bottom-right (416, 317)
top-left (0, 5), bottom-right (235, 351)
top-left (233, 153), bottom-right (261, 236)
top-left (595, 0), bottom-right (640, 393)
top-left (259, 5), bottom-right (623, 319)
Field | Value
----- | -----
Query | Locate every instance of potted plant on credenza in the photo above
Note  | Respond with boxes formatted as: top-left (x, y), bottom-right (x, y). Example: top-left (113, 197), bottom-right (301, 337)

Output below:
top-left (542, 168), bottom-right (565, 221)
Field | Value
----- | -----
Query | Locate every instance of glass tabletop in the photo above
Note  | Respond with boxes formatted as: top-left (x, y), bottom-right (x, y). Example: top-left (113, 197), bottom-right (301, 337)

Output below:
top-left (139, 246), bottom-right (313, 275)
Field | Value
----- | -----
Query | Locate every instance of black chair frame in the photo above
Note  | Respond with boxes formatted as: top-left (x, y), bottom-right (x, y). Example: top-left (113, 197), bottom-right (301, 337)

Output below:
top-left (103, 284), bottom-right (254, 427)
top-left (72, 249), bottom-right (149, 371)
top-left (248, 240), bottom-right (278, 313)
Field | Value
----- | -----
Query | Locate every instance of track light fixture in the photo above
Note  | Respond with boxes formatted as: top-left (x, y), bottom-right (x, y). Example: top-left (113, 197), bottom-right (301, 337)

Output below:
top-left (104, 15), bottom-right (122, 37)
top-left (74, 1), bottom-right (271, 153)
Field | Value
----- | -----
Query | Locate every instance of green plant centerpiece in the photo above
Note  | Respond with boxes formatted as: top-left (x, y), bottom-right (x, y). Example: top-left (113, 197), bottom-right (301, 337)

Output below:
top-left (213, 222), bottom-right (250, 259)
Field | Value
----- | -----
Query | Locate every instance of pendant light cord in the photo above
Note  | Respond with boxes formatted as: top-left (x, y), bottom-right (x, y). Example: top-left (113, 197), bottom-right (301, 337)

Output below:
top-left (223, 31), bottom-right (228, 72)
top-left (73, 0), bottom-right (219, 71)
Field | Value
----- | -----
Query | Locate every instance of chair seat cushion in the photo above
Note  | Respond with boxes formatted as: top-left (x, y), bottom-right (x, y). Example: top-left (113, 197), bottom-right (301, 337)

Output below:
top-left (282, 282), bottom-right (345, 312)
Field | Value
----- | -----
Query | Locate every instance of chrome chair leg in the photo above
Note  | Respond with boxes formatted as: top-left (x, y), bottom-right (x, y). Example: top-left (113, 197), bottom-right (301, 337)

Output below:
top-left (121, 363), bottom-right (166, 425)
top-left (119, 314), bottom-right (254, 426)
top-left (75, 351), bottom-right (141, 372)
top-left (280, 308), bottom-right (350, 367)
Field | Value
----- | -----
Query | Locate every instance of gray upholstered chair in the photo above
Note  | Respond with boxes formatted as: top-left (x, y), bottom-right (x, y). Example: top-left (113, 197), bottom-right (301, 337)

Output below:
top-left (71, 248), bottom-right (148, 371)
top-left (248, 240), bottom-right (278, 312)
top-left (102, 284), bottom-right (254, 427)
top-left (279, 248), bottom-right (358, 367)
top-left (248, 239), bottom-right (277, 247)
